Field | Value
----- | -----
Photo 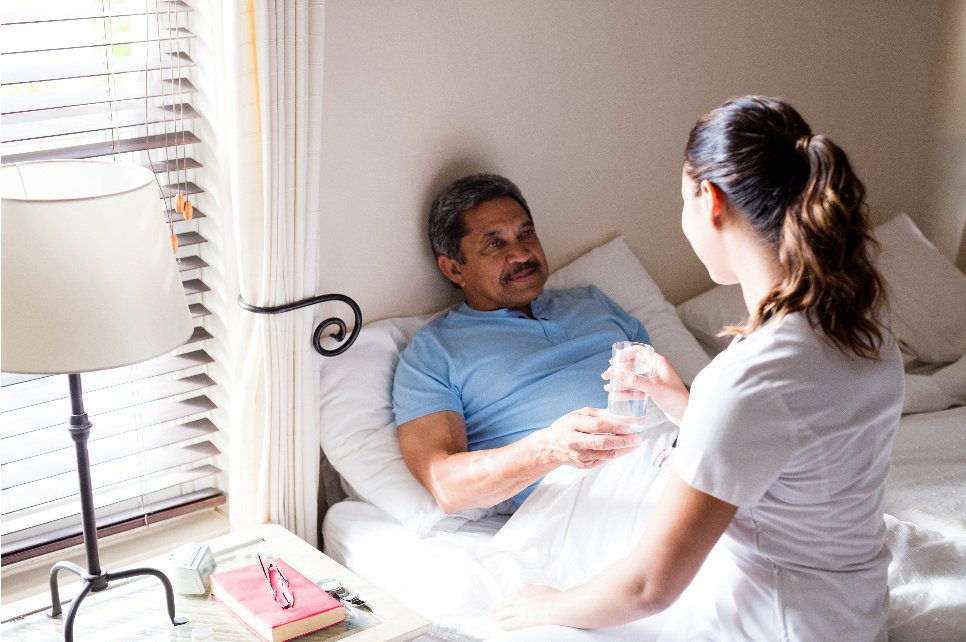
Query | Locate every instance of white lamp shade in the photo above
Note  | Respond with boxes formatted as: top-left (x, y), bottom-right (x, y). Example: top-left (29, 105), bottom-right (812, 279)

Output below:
top-left (1, 160), bottom-right (194, 374)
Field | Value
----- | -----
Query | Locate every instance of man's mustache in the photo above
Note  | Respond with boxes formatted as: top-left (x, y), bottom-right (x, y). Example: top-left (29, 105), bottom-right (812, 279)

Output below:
top-left (502, 260), bottom-right (540, 282)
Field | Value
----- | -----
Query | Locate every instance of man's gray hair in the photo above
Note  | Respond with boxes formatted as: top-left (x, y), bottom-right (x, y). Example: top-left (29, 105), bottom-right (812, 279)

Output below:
top-left (428, 173), bottom-right (532, 262)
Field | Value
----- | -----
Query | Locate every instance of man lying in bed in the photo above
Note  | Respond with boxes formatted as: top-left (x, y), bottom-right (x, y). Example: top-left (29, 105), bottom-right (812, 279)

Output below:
top-left (392, 173), bottom-right (654, 515)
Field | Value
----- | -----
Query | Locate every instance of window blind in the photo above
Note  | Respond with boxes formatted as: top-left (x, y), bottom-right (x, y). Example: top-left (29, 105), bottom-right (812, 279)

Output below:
top-left (1, 0), bottom-right (224, 564)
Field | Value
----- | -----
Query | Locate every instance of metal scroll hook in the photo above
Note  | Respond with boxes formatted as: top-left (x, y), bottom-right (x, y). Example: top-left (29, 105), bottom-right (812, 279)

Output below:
top-left (238, 293), bottom-right (362, 357)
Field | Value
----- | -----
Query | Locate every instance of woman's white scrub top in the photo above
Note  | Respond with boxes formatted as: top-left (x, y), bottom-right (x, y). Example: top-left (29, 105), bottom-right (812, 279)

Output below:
top-left (674, 312), bottom-right (904, 642)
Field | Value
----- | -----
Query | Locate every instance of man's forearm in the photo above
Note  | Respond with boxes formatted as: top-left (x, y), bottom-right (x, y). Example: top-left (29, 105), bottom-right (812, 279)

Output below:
top-left (425, 429), bottom-right (557, 513)
top-left (399, 407), bottom-right (640, 514)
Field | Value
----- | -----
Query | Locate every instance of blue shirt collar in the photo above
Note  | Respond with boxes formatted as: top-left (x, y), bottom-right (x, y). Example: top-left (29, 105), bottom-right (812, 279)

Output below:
top-left (457, 289), bottom-right (551, 318)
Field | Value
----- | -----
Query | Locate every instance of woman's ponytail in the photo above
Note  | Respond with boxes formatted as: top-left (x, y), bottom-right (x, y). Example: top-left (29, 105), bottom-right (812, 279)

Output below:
top-left (685, 96), bottom-right (887, 359)
top-left (764, 135), bottom-right (884, 358)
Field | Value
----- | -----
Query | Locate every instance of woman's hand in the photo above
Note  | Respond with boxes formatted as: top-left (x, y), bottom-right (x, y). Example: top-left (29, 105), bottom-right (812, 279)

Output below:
top-left (604, 350), bottom-right (690, 424)
top-left (492, 478), bottom-right (737, 632)
top-left (491, 584), bottom-right (561, 630)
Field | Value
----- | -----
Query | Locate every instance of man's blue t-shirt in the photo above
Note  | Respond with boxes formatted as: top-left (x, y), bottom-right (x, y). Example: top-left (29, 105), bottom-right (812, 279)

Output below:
top-left (391, 285), bottom-right (649, 506)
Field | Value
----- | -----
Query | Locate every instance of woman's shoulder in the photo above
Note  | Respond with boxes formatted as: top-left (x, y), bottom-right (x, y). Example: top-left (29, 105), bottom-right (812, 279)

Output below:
top-left (701, 314), bottom-right (825, 386)
top-left (701, 311), bottom-right (901, 401)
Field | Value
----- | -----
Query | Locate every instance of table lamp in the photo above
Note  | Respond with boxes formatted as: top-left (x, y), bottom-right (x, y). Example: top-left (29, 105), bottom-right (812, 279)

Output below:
top-left (1, 159), bottom-right (193, 640)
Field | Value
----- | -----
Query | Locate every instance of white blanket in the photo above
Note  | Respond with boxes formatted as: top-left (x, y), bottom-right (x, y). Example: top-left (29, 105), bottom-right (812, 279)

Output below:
top-left (326, 414), bottom-right (966, 641)
top-left (392, 420), bottom-right (679, 640)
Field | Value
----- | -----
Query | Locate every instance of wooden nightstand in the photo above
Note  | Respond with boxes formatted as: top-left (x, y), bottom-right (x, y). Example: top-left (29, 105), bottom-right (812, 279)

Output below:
top-left (1, 524), bottom-right (431, 641)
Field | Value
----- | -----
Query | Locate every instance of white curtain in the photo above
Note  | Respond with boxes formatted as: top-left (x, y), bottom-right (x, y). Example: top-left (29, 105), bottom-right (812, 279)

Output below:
top-left (222, 0), bottom-right (327, 546)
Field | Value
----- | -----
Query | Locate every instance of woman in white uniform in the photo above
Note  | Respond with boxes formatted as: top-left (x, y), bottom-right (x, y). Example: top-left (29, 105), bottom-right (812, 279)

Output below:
top-left (493, 95), bottom-right (904, 641)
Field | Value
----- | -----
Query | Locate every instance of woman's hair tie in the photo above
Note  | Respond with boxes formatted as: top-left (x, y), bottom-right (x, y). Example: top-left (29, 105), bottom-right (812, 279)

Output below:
top-left (795, 135), bottom-right (813, 156)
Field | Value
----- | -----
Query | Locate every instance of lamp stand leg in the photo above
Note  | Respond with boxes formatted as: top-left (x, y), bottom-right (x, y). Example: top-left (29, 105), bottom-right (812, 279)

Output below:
top-left (46, 374), bottom-right (187, 641)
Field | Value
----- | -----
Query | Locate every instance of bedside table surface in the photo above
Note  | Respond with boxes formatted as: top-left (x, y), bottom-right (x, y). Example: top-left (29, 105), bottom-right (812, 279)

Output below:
top-left (1, 523), bottom-right (431, 642)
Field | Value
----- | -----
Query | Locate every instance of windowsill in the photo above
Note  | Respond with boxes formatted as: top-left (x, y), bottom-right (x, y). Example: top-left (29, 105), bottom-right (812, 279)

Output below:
top-left (1, 508), bottom-right (230, 606)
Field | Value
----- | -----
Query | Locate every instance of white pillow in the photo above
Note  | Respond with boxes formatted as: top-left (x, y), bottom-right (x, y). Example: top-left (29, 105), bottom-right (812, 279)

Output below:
top-left (674, 214), bottom-right (966, 414)
top-left (902, 353), bottom-right (966, 414)
top-left (675, 214), bottom-right (966, 366)
top-left (874, 213), bottom-right (966, 365)
top-left (319, 235), bottom-right (710, 535)
top-left (319, 312), bottom-right (446, 535)
top-left (546, 236), bottom-right (711, 385)
top-left (675, 284), bottom-right (745, 358)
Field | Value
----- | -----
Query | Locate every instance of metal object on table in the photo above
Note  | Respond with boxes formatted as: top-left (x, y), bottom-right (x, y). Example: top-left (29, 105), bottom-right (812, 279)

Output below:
top-left (317, 578), bottom-right (370, 611)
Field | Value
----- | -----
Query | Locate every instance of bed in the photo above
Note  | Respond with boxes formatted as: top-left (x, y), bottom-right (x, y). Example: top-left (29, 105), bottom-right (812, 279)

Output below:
top-left (318, 214), bottom-right (966, 641)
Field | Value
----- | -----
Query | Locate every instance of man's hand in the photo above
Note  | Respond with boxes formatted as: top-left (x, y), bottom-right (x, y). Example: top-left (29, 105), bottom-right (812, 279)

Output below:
top-left (398, 407), bottom-right (641, 515)
top-left (536, 407), bottom-right (642, 469)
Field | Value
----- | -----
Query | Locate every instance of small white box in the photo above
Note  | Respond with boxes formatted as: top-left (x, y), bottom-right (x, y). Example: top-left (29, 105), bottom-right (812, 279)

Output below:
top-left (164, 543), bottom-right (217, 595)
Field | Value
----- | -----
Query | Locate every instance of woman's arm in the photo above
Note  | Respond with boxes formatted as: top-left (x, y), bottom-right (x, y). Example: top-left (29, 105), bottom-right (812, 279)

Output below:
top-left (493, 474), bottom-right (737, 630)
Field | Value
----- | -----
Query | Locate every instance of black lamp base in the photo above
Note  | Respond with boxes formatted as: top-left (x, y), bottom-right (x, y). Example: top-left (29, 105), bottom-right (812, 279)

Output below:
top-left (48, 563), bottom-right (187, 641)
top-left (45, 374), bottom-right (187, 641)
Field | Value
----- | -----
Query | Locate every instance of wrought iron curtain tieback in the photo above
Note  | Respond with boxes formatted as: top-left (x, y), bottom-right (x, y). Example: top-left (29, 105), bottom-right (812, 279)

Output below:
top-left (238, 293), bottom-right (362, 357)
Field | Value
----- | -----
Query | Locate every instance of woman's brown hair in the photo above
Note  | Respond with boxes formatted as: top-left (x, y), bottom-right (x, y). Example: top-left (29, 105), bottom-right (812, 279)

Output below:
top-left (684, 95), bottom-right (886, 358)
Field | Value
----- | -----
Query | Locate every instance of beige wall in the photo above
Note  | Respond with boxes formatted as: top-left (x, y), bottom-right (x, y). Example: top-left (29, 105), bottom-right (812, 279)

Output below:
top-left (318, 1), bottom-right (952, 322)
top-left (925, 0), bottom-right (966, 270)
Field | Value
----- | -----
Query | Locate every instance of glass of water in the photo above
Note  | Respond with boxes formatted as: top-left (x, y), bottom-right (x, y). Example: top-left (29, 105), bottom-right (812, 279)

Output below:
top-left (607, 341), bottom-right (655, 433)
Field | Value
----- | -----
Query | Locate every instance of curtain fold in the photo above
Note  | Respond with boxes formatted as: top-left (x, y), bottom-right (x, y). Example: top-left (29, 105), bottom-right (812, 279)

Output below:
top-left (223, 0), bottom-right (325, 546)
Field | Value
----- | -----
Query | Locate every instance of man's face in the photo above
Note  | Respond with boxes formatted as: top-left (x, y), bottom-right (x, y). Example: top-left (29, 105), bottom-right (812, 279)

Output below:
top-left (438, 196), bottom-right (549, 313)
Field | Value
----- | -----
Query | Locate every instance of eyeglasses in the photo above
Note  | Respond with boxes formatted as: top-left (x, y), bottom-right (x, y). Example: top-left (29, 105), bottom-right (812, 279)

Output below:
top-left (258, 555), bottom-right (295, 609)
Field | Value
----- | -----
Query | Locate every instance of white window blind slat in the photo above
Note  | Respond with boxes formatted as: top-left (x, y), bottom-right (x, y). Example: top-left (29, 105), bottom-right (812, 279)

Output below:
top-left (2, 51), bottom-right (195, 86)
top-left (3, 442), bottom-right (219, 515)
top-left (2, 466), bottom-right (221, 539)
top-left (2, 374), bottom-right (215, 438)
top-left (2, 134), bottom-right (200, 165)
top-left (161, 180), bottom-right (203, 198)
top-left (178, 256), bottom-right (209, 272)
top-left (151, 155), bottom-right (203, 173)
top-left (3, 395), bottom-right (216, 464)
top-left (2, 79), bottom-right (198, 118)
top-left (1, 0), bottom-right (191, 25)
top-left (3, 102), bottom-right (199, 144)
top-left (189, 303), bottom-right (211, 318)
top-left (3, 418), bottom-right (218, 488)
top-left (1, 350), bottom-right (214, 412)
top-left (0, 20), bottom-right (195, 56)
top-left (182, 278), bottom-right (211, 296)
top-left (168, 206), bottom-right (206, 224)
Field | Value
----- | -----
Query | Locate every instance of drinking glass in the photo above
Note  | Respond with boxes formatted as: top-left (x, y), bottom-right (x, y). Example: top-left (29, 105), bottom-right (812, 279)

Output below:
top-left (607, 341), bottom-right (655, 433)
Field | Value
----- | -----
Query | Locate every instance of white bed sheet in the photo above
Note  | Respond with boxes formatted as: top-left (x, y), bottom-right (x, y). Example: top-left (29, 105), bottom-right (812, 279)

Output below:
top-left (323, 407), bottom-right (966, 641)
top-left (884, 405), bottom-right (966, 538)
top-left (323, 500), bottom-right (506, 641)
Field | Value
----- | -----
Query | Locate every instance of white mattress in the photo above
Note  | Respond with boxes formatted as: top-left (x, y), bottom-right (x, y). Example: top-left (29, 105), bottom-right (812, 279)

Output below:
top-left (323, 406), bottom-right (966, 641)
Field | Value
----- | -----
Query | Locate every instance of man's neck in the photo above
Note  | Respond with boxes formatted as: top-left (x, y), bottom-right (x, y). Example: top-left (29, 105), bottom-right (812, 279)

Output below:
top-left (516, 304), bottom-right (535, 319)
